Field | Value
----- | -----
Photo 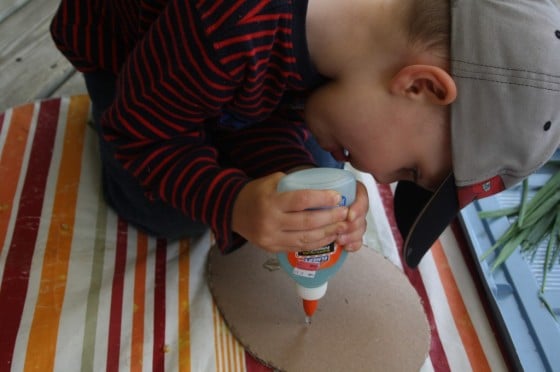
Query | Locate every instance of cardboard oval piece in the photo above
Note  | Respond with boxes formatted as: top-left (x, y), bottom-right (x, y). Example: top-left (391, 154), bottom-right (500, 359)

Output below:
top-left (207, 243), bottom-right (430, 372)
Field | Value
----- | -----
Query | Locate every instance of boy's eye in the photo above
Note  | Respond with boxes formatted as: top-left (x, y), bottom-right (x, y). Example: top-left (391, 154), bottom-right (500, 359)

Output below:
top-left (396, 167), bottom-right (418, 183)
top-left (412, 168), bottom-right (419, 183)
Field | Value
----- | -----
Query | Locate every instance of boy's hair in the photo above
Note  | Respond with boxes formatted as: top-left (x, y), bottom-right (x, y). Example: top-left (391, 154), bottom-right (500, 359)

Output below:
top-left (406, 0), bottom-right (450, 57)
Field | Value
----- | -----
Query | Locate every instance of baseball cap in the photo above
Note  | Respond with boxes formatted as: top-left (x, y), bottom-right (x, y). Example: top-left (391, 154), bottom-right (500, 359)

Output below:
top-left (394, 0), bottom-right (560, 268)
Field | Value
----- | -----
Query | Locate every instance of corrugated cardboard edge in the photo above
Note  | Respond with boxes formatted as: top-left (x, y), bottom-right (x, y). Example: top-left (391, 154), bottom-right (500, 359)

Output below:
top-left (207, 243), bottom-right (430, 372)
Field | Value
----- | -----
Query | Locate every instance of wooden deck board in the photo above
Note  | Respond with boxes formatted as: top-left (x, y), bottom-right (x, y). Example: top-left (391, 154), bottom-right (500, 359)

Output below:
top-left (0, 0), bottom-right (31, 24)
top-left (51, 71), bottom-right (86, 98)
top-left (1, 0), bottom-right (559, 113)
top-left (0, 0), bottom-right (84, 112)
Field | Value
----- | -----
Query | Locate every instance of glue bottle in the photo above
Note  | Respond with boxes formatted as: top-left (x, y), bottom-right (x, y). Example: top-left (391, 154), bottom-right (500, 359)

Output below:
top-left (276, 168), bottom-right (357, 323)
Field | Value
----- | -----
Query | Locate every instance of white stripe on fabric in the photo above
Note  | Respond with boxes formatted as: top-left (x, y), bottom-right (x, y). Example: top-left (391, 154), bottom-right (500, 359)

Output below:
top-left (164, 240), bottom-right (181, 372)
top-left (92, 208), bottom-right (119, 372)
top-left (348, 166), bottom-right (403, 268)
top-left (418, 242), bottom-right (472, 371)
top-left (188, 231), bottom-right (218, 372)
top-left (55, 118), bottom-right (100, 372)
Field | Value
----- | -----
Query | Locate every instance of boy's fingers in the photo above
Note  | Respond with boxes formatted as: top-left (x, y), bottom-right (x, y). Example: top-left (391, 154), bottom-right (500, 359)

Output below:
top-left (281, 224), bottom-right (344, 251)
top-left (277, 189), bottom-right (342, 211)
top-left (343, 241), bottom-right (363, 252)
top-left (280, 207), bottom-right (348, 231)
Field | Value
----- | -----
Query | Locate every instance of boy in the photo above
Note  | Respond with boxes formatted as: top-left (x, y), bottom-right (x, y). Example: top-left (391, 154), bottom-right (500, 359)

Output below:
top-left (50, 0), bottom-right (560, 266)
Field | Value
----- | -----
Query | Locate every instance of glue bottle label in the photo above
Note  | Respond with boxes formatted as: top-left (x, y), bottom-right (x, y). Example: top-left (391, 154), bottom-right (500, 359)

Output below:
top-left (287, 190), bottom-right (348, 278)
top-left (288, 241), bottom-right (344, 278)
top-left (276, 168), bottom-right (356, 286)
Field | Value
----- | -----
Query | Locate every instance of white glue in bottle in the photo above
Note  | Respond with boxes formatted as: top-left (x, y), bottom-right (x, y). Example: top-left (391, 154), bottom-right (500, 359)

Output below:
top-left (276, 168), bottom-right (357, 323)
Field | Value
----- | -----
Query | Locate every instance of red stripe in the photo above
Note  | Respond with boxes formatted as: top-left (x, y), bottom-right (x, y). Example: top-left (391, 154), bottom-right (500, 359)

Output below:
top-left (0, 99), bottom-right (60, 371)
top-left (106, 219), bottom-right (128, 372)
top-left (181, 161), bottom-right (216, 214)
top-left (158, 148), bottom-right (190, 194)
top-left (242, 13), bottom-right (291, 25)
top-left (239, 9), bottom-right (289, 25)
top-left (72, 16), bottom-right (79, 53)
top-left (244, 351), bottom-right (271, 372)
top-left (203, 169), bottom-right (242, 225)
top-left (112, 98), bottom-right (150, 140)
top-left (201, 0), bottom-right (223, 19)
top-left (152, 239), bottom-right (167, 372)
top-left (144, 31), bottom-right (196, 117)
top-left (231, 92), bottom-right (283, 114)
top-left (93, 18), bottom-right (101, 69)
top-left (219, 30), bottom-right (277, 52)
top-left (121, 73), bottom-right (173, 139)
top-left (111, 34), bottom-right (118, 73)
top-left (165, 7), bottom-right (232, 96)
top-left (134, 144), bottom-right (174, 179)
top-left (181, 4), bottom-right (232, 84)
top-left (205, 0), bottom-right (244, 33)
top-left (376, 184), bottom-right (451, 371)
top-left (159, 80), bottom-right (214, 116)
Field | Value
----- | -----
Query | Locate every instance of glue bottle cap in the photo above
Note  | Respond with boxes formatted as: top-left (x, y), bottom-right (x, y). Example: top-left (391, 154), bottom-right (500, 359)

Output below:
top-left (277, 168), bottom-right (356, 205)
top-left (296, 282), bottom-right (328, 301)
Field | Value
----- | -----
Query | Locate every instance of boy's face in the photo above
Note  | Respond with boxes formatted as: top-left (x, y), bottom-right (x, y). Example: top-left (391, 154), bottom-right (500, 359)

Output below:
top-left (305, 78), bottom-right (453, 192)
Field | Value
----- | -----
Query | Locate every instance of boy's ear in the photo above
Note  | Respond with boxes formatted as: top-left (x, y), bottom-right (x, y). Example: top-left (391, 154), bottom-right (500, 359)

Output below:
top-left (390, 65), bottom-right (457, 105)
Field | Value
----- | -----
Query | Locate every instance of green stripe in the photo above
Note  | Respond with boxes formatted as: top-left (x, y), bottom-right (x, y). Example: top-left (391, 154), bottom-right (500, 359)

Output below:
top-left (80, 190), bottom-right (108, 372)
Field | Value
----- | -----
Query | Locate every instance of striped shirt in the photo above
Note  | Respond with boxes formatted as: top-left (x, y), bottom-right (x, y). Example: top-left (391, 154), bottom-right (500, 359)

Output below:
top-left (50, 0), bottom-right (325, 252)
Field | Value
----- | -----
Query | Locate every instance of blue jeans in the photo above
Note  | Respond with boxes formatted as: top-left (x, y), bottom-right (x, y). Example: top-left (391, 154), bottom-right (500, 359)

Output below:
top-left (84, 71), bottom-right (341, 240)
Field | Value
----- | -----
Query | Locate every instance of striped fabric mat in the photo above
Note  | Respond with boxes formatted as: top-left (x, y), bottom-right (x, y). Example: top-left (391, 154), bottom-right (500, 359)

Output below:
top-left (0, 96), bottom-right (507, 371)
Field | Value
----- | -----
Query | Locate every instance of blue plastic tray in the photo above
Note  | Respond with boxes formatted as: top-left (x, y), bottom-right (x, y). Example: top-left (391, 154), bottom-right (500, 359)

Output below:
top-left (459, 152), bottom-right (560, 372)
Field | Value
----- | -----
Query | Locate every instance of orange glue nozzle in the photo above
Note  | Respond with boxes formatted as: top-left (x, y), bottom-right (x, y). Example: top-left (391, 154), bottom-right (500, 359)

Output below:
top-left (303, 299), bottom-right (318, 318)
top-left (297, 283), bottom-right (327, 324)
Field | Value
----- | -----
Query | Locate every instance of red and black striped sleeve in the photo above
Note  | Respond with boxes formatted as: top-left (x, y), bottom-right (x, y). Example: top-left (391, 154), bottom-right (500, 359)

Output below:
top-left (98, 0), bottom-right (313, 252)
top-left (50, 0), bottom-right (317, 251)
top-left (50, 0), bottom-right (138, 73)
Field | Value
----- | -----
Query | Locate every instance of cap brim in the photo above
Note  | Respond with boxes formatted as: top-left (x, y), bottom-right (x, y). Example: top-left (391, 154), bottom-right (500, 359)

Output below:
top-left (394, 173), bottom-right (460, 268)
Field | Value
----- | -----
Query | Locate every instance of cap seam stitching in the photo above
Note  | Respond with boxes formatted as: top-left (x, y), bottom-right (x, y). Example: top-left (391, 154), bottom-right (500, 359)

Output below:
top-left (452, 74), bottom-right (560, 92)
top-left (452, 59), bottom-right (560, 79)
top-left (458, 163), bottom-right (549, 185)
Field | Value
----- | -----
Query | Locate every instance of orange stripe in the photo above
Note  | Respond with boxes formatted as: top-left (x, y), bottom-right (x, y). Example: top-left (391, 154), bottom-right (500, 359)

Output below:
top-left (224, 314), bottom-right (232, 372)
top-left (213, 304), bottom-right (230, 371)
top-left (213, 302), bottom-right (244, 372)
top-left (431, 240), bottom-right (491, 371)
top-left (178, 239), bottom-right (191, 372)
top-left (131, 232), bottom-right (148, 372)
top-left (224, 317), bottom-right (235, 371)
top-left (230, 332), bottom-right (244, 371)
top-left (231, 328), bottom-right (244, 371)
top-left (24, 96), bottom-right (89, 371)
top-left (0, 103), bottom-right (34, 254)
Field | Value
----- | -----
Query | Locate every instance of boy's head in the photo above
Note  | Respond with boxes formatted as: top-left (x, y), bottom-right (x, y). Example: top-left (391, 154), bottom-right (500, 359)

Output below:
top-left (305, 0), bottom-right (456, 192)
top-left (304, 0), bottom-right (559, 268)
top-left (394, 0), bottom-right (560, 267)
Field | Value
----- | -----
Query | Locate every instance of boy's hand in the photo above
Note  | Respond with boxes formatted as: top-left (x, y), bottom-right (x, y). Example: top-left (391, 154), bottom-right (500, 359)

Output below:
top-left (231, 172), bottom-right (368, 253)
top-left (336, 181), bottom-right (368, 252)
